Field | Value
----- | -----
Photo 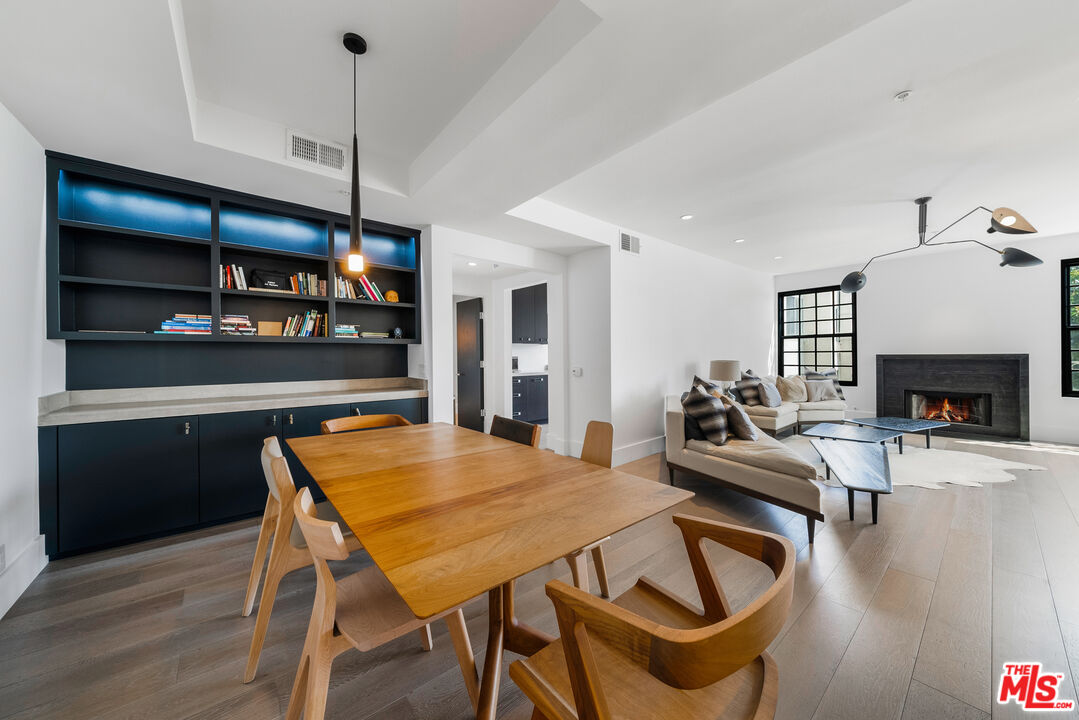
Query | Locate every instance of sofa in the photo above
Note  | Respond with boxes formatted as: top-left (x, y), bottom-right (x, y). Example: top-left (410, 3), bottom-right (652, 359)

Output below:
top-left (736, 374), bottom-right (847, 436)
top-left (665, 395), bottom-right (824, 541)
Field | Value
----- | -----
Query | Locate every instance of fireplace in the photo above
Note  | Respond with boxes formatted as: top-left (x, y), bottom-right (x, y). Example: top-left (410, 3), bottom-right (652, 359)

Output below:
top-left (877, 355), bottom-right (1028, 440)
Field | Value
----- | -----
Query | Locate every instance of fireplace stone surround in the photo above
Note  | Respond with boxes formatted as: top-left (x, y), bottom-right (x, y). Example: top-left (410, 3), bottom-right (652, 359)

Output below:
top-left (876, 354), bottom-right (1029, 440)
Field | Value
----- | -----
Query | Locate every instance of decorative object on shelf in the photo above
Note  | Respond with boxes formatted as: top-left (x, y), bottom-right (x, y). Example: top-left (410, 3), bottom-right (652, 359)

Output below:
top-left (343, 32), bottom-right (367, 274)
top-left (392, 327), bottom-right (403, 339)
top-left (840, 196), bottom-right (1042, 293)
top-left (257, 321), bottom-right (283, 337)
top-left (249, 268), bottom-right (290, 291)
top-left (384, 290), bottom-right (399, 303)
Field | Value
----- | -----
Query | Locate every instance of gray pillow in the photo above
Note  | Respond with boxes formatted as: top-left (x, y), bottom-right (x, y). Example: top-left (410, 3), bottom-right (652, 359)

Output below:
top-left (805, 379), bottom-right (840, 402)
top-left (757, 381), bottom-right (783, 408)
top-left (679, 392), bottom-right (707, 441)
top-left (804, 368), bottom-right (846, 400)
top-left (681, 386), bottom-right (729, 445)
top-left (720, 395), bottom-right (758, 441)
top-left (734, 378), bottom-right (762, 406)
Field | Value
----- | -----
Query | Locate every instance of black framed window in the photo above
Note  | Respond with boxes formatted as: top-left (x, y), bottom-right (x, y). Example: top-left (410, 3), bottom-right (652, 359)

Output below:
top-left (778, 285), bottom-right (857, 384)
top-left (1064, 258), bottom-right (1079, 397)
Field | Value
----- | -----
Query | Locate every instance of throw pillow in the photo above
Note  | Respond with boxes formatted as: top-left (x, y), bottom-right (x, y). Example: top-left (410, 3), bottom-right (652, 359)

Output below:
top-left (776, 375), bottom-right (808, 403)
top-left (679, 392), bottom-right (707, 441)
top-left (681, 386), bottom-right (729, 445)
top-left (720, 395), bottom-right (758, 441)
top-left (804, 368), bottom-right (846, 400)
top-left (757, 380), bottom-right (783, 407)
top-left (805, 379), bottom-right (840, 402)
top-left (734, 378), bottom-right (762, 406)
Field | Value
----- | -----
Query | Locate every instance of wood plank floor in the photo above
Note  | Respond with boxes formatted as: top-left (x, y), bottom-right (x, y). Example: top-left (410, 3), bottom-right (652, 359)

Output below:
top-left (2, 434), bottom-right (1079, 719)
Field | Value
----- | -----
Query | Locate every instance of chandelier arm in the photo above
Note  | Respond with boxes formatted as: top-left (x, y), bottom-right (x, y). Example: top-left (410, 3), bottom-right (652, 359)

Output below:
top-left (919, 237), bottom-right (1003, 255)
top-left (859, 241), bottom-right (924, 273)
top-left (922, 206), bottom-right (992, 245)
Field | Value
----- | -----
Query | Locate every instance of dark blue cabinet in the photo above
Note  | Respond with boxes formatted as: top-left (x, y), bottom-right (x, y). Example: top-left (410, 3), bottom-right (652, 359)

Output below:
top-left (199, 409), bottom-right (281, 523)
top-left (511, 284), bottom-right (548, 344)
top-left (511, 375), bottom-right (548, 424)
top-left (282, 403), bottom-right (351, 501)
top-left (57, 416), bottom-right (199, 554)
top-left (350, 398), bottom-right (426, 424)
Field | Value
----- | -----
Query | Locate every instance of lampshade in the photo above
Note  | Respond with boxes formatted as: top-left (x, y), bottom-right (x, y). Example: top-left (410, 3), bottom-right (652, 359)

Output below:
top-left (840, 271), bottom-right (866, 293)
top-left (709, 360), bottom-right (741, 382)
top-left (988, 207), bottom-right (1036, 235)
top-left (999, 247), bottom-right (1043, 267)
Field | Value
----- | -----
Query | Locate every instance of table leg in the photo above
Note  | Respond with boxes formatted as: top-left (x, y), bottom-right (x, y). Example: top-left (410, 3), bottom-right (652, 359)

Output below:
top-left (503, 579), bottom-right (555, 656)
top-left (826, 464), bottom-right (831, 481)
top-left (899, 435), bottom-right (904, 454)
top-left (476, 587), bottom-right (505, 720)
top-left (925, 430), bottom-right (932, 449)
top-left (847, 489), bottom-right (855, 521)
top-left (871, 493), bottom-right (879, 524)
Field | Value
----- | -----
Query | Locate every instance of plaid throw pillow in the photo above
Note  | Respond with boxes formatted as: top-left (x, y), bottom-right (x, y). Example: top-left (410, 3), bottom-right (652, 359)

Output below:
top-left (681, 386), bottom-right (729, 445)
top-left (804, 368), bottom-right (845, 400)
top-left (735, 378), bottom-right (762, 406)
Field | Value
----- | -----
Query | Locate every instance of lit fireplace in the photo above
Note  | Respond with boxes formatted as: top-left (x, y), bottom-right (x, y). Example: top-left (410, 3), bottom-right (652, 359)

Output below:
top-left (908, 390), bottom-right (991, 427)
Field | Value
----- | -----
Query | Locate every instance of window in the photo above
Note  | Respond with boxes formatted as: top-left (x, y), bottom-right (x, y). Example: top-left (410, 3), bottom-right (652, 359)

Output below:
top-left (1064, 258), bottom-right (1079, 397)
top-left (778, 285), bottom-right (857, 384)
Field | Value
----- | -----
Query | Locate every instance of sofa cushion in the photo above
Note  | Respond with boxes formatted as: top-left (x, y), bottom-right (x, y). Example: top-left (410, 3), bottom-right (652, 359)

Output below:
top-left (743, 402), bottom-right (799, 418)
top-left (776, 375), bottom-right (808, 403)
top-left (679, 392), bottom-right (707, 441)
top-left (734, 378), bottom-right (762, 406)
top-left (686, 432), bottom-right (816, 478)
top-left (758, 380), bottom-right (783, 407)
top-left (719, 396), bottom-right (757, 441)
top-left (797, 400), bottom-right (848, 411)
top-left (681, 386), bottom-right (728, 445)
top-left (805, 368), bottom-right (846, 400)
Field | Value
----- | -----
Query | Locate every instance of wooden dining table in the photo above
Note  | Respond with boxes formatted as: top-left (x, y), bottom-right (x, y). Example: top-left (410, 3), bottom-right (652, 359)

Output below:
top-left (287, 422), bottom-right (693, 719)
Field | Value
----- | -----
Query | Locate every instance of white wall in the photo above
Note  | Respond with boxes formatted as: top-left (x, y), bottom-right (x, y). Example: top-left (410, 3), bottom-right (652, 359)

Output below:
top-left (776, 235), bottom-right (1079, 443)
top-left (566, 247), bottom-right (612, 456)
top-left (0, 100), bottom-right (62, 617)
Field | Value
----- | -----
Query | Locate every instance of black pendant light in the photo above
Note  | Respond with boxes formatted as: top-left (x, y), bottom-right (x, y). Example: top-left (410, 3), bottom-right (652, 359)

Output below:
top-left (344, 32), bottom-right (367, 274)
top-left (840, 196), bottom-right (1042, 293)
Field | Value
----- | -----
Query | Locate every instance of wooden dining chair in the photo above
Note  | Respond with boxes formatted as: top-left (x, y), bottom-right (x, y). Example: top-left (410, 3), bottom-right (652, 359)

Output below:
top-left (490, 414), bottom-right (541, 447)
top-left (564, 421), bottom-right (615, 598)
top-left (286, 485), bottom-right (480, 720)
top-left (320, 413), bottom-right (412, 434)
top-left (240, 436), bottom-right (433, 683)
top-left (510, 515), bottom-right (795, 720)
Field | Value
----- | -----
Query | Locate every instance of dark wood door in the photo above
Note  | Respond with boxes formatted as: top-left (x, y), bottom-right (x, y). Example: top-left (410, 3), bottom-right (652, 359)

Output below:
top-left (199, 409), bottom-right (281, 523)
top-left (511, 286), bottom-right (532, 343)
top-left (456, 298), bottom-right (484, 431)
top-left (57, 416), bottom-right (199, 553)
top-left (350, 398), bottom-right (427, 424)
top-left (533, 283), bottom-right (548, 344)
top-left (283, 403), bottom-right (351, 501)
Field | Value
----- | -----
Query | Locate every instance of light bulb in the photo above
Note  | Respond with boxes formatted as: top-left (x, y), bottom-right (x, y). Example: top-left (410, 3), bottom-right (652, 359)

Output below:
top-left (348, 254), bottom-right (364, 272)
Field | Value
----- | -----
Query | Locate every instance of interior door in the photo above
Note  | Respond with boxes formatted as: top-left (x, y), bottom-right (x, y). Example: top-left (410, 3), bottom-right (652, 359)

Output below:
top-left (456, 298), bottom-right (484, 431)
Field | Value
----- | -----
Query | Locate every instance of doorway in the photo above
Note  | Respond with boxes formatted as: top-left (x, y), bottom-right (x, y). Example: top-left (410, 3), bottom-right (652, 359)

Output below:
top-left (455, 298), bottom-right (484, 431)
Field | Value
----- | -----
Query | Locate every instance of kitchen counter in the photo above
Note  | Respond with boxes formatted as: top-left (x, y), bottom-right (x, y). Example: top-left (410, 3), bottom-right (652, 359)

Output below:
top-left (512, 372), bottom-right (548, 377)
top-left (38, 377), bottom-right (427, 426)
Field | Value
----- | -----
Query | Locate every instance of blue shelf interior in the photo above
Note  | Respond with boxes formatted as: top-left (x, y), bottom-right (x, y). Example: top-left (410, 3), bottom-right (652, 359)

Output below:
top-left (334, 225), bottom-right (417, 269)
top-left (220, 205), bottom-right (328, 256)
top-left (58, 171), bottom-right (212, 240)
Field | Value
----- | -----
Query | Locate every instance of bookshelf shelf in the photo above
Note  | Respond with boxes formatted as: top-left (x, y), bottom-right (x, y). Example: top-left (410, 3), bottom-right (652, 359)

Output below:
top-left (47, 153), bottom-right (422, 345)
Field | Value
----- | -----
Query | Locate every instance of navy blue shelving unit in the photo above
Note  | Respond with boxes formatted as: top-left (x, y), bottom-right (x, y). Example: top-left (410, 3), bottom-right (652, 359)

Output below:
top-left (46, 152), bottom-right (421, 344)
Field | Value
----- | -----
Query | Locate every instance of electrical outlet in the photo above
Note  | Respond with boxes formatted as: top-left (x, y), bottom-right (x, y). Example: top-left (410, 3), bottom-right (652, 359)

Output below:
top-left (571, 367), bottom-right (583, 377)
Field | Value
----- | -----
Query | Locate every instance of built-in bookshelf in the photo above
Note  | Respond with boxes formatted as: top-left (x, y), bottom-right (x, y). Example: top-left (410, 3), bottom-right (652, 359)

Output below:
top-left (46, 153), bottom-right (421, 344)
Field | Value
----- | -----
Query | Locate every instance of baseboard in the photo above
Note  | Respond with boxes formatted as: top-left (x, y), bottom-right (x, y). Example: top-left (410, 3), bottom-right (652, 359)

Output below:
top-left (0, 535), bottom-right (47, 619)
top-left (613, 435), bottom-right (665, 467)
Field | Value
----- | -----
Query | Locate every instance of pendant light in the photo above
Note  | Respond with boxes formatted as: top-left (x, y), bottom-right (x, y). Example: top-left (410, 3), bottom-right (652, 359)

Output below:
top-left (343, 32), bottom-right (367, 274)
top-left (840, 196), bottom-right (1041, 293)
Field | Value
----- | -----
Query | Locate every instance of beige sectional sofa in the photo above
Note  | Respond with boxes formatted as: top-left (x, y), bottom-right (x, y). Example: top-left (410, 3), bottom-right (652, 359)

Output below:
top-left (743, 398), bottom-right (848, 436)
top-left (665, 395), bottom-right (824, 541)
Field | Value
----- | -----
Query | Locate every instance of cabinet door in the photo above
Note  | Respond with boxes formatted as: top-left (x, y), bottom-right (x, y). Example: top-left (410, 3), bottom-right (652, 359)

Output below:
top-left (282, 403), bottom-right (351, 501)
top-left (511, 377), bottom-right (526, 419)
top-left (511, 286), bottom-right (533, 343)
top-left (199, 409), bottom-right (281, 523)
top-left (350, 398), bottom-right (426, 424)
top-left (529, 376), bottom-right (549, 423)
top-left (58, 416), bottom-right (199, 554)
top-left (533, 283), bottom-right (548, 344)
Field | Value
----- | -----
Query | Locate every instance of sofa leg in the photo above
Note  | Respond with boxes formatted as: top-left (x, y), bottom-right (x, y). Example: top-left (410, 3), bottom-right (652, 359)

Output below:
top-left (806, 516), bottom-right (815, 544)
top-left (667, 466), bottom-right (675, 486)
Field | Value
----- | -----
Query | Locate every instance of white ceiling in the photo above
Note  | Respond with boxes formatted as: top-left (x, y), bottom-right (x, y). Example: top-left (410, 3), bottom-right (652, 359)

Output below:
top-left (0, 0), bottom-right (1076, 269)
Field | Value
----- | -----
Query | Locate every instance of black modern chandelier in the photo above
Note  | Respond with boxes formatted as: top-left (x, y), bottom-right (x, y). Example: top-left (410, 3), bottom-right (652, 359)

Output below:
top-left (343, 32), bottom-right (367, 274)
top-left (840, 196), bottom-right (1043, 293)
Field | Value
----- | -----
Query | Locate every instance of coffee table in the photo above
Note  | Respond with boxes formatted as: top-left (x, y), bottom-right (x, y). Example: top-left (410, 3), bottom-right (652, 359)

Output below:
top-left (847, 416), bottom-right (950, 449)
top-left (810, 438), bottom-right (892, 523)
top-left (802, 421), bottom-right (907, 453)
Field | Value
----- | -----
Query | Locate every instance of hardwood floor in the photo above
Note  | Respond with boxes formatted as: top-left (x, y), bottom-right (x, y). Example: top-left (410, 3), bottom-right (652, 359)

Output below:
top-left (2, 434), bottom-right (1079, 719)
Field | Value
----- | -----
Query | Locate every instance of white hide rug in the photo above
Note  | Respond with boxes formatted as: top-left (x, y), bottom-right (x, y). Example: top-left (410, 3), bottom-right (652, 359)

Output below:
top-left (789, 439), bottom-right (1046, 490)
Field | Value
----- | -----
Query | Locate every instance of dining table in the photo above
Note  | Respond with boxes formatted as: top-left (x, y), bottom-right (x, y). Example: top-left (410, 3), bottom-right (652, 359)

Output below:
top-left (287, 421), bottom-right (693, 719)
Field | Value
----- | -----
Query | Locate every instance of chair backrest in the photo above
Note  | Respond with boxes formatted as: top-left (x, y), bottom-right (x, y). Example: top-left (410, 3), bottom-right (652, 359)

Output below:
top-left (321, 414), bottom-right (413, 434)
top-left (580, 421), bottom-right (613, 468)
top-left (291, 485), bottom-right (348, 637)
top-left (260, 436), bottom-right (297, 501)
top-left (490, 415), bottom-right (541, 447)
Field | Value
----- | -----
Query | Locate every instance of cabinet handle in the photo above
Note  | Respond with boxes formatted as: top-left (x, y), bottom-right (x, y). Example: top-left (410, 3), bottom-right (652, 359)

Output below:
top-left (288, 413), bottom-right (294, 425)
top-left (514, 392), bottom-right (522, 398)
top-left (184, 422), bottom-right (191, 436)
top-left (271, 414), bottom-right (277, 426)
top-left (354, 408), bottom-right (362, 416)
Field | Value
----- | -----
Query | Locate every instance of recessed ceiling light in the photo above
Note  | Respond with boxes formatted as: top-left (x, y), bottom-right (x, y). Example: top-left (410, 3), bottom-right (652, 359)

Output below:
top-left (680, 214), bottom-right (694, 221)
top-left (893, 89), bottom-right (912, 103)
top-left (467, 261), bottom-right (478, 266)
top-left (774, 255), bottom-right (784, 260)
top-left (734, 238), bottom-right (746, 243)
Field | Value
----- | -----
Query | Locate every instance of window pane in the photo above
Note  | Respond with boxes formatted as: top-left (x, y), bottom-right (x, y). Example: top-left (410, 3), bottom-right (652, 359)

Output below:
top-left (837, 351), bottom-right (853, 366)
top-left (1071, 330), bottom-right (1079, 350)
top-left (817, 291), bottom-right (833, 306)
top-left (783, 365), bottom-right (798, 376)
top-left (800, 338), bottom-right (815, 352)
top-left (801, 307), bottom-right (816, 321)
top-left (1070, 287), bottom-right (1079, 305)
top-left (1074, 371), bottom-right (1079, 392)
top-left (785, 322), bottom-right (798, 336)
top-left (784, 352), bottom-right (798, 366)
top-left (817, 320), bottom-right (834, 335)
top-left (784, 338), bottom-right (798, 351)
top-left (1072, 305), bottom-right (1079, 327)
top-left (784, 309), bottom-right (798, 322)
top-left (783, 294), bottom-right (798, 309)
top-left (816, 337), bottom-right (833, 351)
top-left (1071, 266), bottom-right (1079, 285)
top-left (838, 319), bottom-right (853, 334)
top-left (838, 367), bottom-right (853, 382)
top-left (801, 321), bottom-right (816, 335)
top-left (816, 352), bottom-right (834, 366)
top-left (838, 305), bottom-right (852, 319)
top-left (1072, 351), bottom-right (1079, 370)
top-left (800, 293), bottom-right (815, 308)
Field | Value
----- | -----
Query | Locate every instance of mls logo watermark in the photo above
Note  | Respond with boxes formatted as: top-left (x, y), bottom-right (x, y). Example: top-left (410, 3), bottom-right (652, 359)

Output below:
top-left (997, 663), bottom-right (1075, 711)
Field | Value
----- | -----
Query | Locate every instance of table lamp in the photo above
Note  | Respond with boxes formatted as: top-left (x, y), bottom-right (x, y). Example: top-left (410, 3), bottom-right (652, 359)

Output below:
top-left (709, 360), bottom-right (741, 391)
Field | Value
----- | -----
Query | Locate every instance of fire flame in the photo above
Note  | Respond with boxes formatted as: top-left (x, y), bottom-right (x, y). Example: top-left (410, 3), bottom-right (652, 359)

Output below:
top-left (926, 397), bottom-right (969, 423)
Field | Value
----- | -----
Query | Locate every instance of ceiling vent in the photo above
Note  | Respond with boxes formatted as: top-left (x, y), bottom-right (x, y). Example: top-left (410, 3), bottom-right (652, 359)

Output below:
top-left (286, 130), bottom-right (347, 174)
top-left (619, 232), bottom-right (640, 255)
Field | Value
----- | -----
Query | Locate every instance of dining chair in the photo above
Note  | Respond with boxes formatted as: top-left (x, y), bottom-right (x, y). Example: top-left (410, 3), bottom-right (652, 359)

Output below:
top-left (563, 421), bottom-right (614, 598)
top-left (490, 414), bottom-right (541, 447)
top-left (286, 484), bottom-right (480, 720)
top-left (509, 515), bottom-right (795, 720)
top-left (240, 436), bottom-right (433, 683)
top-left (320, 413), bottom-right (412, 434)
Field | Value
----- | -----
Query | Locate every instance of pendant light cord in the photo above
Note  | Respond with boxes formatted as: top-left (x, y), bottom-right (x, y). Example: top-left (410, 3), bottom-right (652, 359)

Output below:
top-left (353, 53), bottom-right (357, 135)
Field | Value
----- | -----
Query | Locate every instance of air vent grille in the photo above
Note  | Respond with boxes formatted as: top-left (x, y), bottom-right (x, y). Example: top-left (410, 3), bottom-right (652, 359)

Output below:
top-left (287, 130), bottom-right (347, 172)
top-left (619, 232), bottom-right (640, 254)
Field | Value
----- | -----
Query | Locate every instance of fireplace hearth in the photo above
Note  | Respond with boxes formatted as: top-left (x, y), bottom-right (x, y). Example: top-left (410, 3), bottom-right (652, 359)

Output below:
top-left (877, 355), bottom-right (1028, 440)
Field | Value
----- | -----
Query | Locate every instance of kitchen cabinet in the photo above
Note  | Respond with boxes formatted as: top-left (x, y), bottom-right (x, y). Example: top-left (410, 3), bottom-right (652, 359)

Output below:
top-left (511, 375), bottom-right (549, 424)
top-left (199, 409), bottom-right (281, 523)
top-left (511, 283), bottom-right (548, 344)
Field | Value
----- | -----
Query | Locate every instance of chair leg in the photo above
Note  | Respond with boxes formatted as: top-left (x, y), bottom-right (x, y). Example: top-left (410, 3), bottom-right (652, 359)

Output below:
top-left (418, 624), bottom-right (434, 651)
top-left (565, 552), bottom-right (589, 594)
top-left (668, 466), bottom-right (675, 486)
top-left (446, 608), bottom-right (479, 712)
top-left (806, 516), bottom-right (815, 544)
top-left (302, 653), bottom-right (333, 720)
top-left (242, 495), bottom-right (277, 617)
top-left (531, 708), bottom-right (551, 720)
top-left (244, 537), bottom-right (290, 683)
top-left (284, 652), bottom-right (310, 720)
top-left (590, 544), bottom-right (610, 599)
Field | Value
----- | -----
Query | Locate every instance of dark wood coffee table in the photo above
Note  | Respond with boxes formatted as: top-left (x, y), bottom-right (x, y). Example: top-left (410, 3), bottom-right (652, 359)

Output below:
top-left (846, 416), bottom-right (950, 449)
top-left (802, 422), bottom-right (907, 452)
top-left (810, 438), bottom-right (892, 523)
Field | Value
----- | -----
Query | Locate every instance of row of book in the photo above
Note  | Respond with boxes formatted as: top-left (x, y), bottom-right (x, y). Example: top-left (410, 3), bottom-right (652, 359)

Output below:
top-left (221, 314), bottom-right (256, 336)
top-left (220, 264), bottom-right (250, 290)
top-left (334, 324), bottom-right (359, 338)
top-left (283, 310), bottom-right (328, 337)
top-left (219, 264), bottom-right (326, 297)
top-left (335, 274), bottom-right (390, 302)
top-left (155, 314), bottom-right (211, 335)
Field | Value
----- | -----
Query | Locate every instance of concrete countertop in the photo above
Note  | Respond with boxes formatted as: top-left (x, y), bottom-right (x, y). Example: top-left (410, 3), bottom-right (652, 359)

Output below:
top-left (38, 377), bottom-right (428, 427)
top-left (511, 372), bottom-right (548, 377)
